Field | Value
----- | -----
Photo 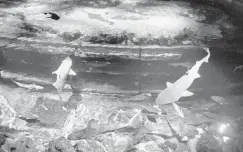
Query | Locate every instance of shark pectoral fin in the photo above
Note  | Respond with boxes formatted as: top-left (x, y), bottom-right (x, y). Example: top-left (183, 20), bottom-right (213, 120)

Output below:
top-left (53, 82), bottom-right (58, 89)
top-left (52, 70), bottom-right (58, 75)
top-left (195, 72), bottom-right (201, 79)
top-left (166, 82), bottom-right (173, 88)
top-left (69, 69), bottom-right (77, 76)
top-left (182, 90), bottom-right (194, 97)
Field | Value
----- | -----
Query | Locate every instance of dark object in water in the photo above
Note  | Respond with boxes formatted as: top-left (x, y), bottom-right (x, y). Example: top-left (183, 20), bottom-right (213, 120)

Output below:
top-left (68, 119), bottom-right (98, 140)
top-left (196, 131), bottom-right (223, 152)
top-left (159, 141), bottom-right (178, 151)
top-left (0, 133), bottom-right (7, 147)
top-left (18, 116), bottom-right (40, 123)
top-left (116, 126), bottom-right (138, 133)
top-left (141, 109), bottom-right (158, 115)
top-left (63, 75), bottom-right (83, 110)
top-left (46, 137), bottom-right (75, 152)
top-left (0, 125), bottom-right (19, 134)
top-left (62, 93), bottom-right (82, 110)
top-left (146, 115), bottom-right (157, 123)
top-left (66, 75), bottom-right (82, 94)
top-left (44, 12), bottom-right (60, 20)
top-left (68, 118), bottom-right (132, 140)
top-left (0, 50), bottom-right (6, 67)
top-left (3, 137), bottom-right (37, 152)
top-left (124, 147), bottom-right (137, 152)
top-left (17, 116), bottom-right (57, 128)
top-left (68, 129), bottom-right (87, 140)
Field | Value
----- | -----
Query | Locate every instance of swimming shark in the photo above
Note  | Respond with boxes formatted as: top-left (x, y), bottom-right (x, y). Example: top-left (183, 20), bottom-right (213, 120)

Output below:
top-left (52, 56), bottom-right (76, 101)
top-left (11, 79), bottom-right (44, 91)
top-left (155, 47), bottom-right (210, 105)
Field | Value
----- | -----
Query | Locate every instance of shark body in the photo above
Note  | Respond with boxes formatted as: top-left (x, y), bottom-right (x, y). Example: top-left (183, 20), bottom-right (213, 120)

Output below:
top-left (155, 47), bottom-right (210, 105)
top-left (52, 56), bottom-right (76, 101)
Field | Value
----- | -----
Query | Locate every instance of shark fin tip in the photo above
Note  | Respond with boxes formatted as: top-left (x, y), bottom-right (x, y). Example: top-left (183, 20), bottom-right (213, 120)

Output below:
top-left (182, 90), bottom-right (194, 97)
top-left (69, 69), bottom-right (77, 76)
top-left (166, 82), bottom-right (172, 87)
top-left (195, 73), bottom-right (201, 78)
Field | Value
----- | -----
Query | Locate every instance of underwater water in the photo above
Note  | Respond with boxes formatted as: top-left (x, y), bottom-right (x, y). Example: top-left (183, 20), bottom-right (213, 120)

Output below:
top-left (0, 42), bottom-right (243, 151)
top-left (1, 0), bottom-right (243, 151)
top-left (1, 43), bottom-right (243, 97)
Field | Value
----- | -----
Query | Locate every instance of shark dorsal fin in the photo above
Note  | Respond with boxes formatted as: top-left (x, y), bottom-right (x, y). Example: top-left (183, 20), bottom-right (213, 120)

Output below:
top-left (166, 82), bottom-right (173, 88)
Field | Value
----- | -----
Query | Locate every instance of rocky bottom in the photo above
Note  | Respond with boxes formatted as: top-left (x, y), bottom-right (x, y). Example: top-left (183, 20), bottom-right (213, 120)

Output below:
top-left (0, 89), bottom-right (243, 152)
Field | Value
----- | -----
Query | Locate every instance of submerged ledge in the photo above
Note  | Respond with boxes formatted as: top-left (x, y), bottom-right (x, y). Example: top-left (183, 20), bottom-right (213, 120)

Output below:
top-left (0, 0), bottom-right (236, 49)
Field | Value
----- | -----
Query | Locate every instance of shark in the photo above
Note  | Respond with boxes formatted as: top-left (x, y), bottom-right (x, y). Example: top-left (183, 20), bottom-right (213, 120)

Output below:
top-left (155, 47), bottom-right (210, 105)
top-left (11, 79), bottom-right (44, 91)
top-left (52, 56), bottom-right (76, 101)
